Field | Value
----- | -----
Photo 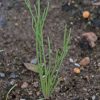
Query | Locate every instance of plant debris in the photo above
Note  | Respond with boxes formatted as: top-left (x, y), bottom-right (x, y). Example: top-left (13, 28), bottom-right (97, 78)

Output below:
top-left (24, 63), bottom-right (38, 73)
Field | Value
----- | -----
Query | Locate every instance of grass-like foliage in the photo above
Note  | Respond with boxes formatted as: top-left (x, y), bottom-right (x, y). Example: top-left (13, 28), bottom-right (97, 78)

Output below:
top-left (25, 0), bottom-right (70, 99)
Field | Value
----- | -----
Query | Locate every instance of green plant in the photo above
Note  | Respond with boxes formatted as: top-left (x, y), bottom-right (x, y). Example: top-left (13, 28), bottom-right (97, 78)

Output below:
top-left (25, 0), bottom-right (70, 99)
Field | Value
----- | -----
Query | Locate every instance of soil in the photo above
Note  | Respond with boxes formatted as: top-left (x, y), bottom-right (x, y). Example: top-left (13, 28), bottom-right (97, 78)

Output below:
top-left (0, 0), bottom-right (100, 100)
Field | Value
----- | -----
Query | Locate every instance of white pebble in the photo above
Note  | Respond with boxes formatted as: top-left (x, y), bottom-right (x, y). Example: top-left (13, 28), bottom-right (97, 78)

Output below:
top-left (92, 95), bottom-right (96, 100)
top-left (69, 58), bottom-right (74, 63)
top-left (31, 58), bottom-right (37, 64)
top-left (74, 63), bottom-right (80, 67)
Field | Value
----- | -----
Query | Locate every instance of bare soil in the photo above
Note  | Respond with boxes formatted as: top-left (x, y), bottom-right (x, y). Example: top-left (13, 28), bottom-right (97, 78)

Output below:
top-left (0, 0), bottom-right (100, 100)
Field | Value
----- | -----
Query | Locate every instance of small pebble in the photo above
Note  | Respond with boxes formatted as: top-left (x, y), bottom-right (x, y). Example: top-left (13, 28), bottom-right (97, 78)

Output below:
top-left (0, 50), bottom-right (4, 53)
top-left (70, 22), bottom-right (73, 25)
top-left (82, 10), bottom-right (90, 19)
top-left (83, 87), bottom-right (87, 91)
top-left (55, 87), bottom-right (60, 92)
top-left (31, 58), bottom-right (37, 64)
top-left (21, 82), bottom-right (28, 89)
top-left (15, 23), bottom-right (19, 26)
top-left (91, 75), bottom-right (94, 78)
top-left (0, 2), bottom-right (2, 7)
top-left (92, 95), bottom-right (96, 100)
top-left (20, 99), bottom-right (26, 100)
top-left (36, 91), bottom-right (40, 96)
top-left (33, 81), bottom-right (39, 88)
top-left (0, 72), bottom-right (5, 78)
top-left (69, 58), bottom-right (74, 63)
top-left (72, 97), bottom-right (80, 100)
top-left (98, 63), bottom-right (100, 67)
top-left (9, 79), bottom-right (15, 85)
top-left (79, 57), bottom-right (90, 66)
top-left (74, 63), bottom-right (80, 67)
top-left (10, 72), bottom-right (18, 79)
top-left (0, 16), bottom-right (7, 28)
top-left (73, 68), bottom-right (80, 74)
top-left (28, 91), bottom-right (33, 95)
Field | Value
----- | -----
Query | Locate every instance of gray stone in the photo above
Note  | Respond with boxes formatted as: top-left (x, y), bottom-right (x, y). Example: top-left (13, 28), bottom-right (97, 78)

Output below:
top-left (31, 58), bottom-right (37, 64)
top-left (0, 72), bottom-right (5, 78)
top-left (10, 72), bottom-right (18, 79)
top-left (20, 99), bottom-right (26, 100)
top-left (0, 16), bottom-right (7, 28)
top-left (33, 81), bottom-right (39, 88)
top-left (92, 95), bottom-right (96, 100)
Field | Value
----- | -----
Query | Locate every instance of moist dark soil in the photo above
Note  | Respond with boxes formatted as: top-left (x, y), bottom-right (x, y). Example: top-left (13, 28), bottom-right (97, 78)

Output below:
top-left (0, 0), bottom-right (100, 100)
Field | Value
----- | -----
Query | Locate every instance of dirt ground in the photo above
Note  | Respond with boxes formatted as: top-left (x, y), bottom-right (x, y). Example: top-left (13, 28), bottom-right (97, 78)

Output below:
top-left (0, 0), bottom-right (100, 100)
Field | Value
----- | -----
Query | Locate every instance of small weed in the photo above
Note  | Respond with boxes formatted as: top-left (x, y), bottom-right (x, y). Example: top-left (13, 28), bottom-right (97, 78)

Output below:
top-left (25, 0), bottom-right (70, 99)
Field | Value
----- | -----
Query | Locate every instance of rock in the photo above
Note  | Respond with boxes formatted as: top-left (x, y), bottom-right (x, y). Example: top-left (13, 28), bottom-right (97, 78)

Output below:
top-left (9, 79), bottom-right (15, 85)
top-left (31, 58), bottom-right (37, 64)
top-left (72, 97), bottom-right (80, 100)
top-left (28, 91), bottom-right (33, 95)
top-left (55, 87), bottom-right (60, 92)
top-left (0, 16), bottom-right (7, 28)
top-left (15, 23), bottom-right (19, 26)
top-left (97, 63), bottom-right (100, 67)
top-left (0, 72), bottom-right (5, 78)
top-left (79, 57), bottom-right (90, 66)
top-left (0, 2), bottom-right (3, 7)
top-left (69, 58), bottom-right (74, 63)
top-left (0, 50), bottom-right (4, 53)
top-left (92, 95), bottom-right (96, 100)
top-left (33, 81), bottom-right (39, 88)
top-left (92, 95), bottom-right (99, 100)
top-left (20, 99), bottom-right (26, 100)
top-left (82, 11), bottom-right (90, 19)
top-left (10, 72), bottom-right (18, 79)
top-left (82, 32), bottom-right (97, 48)
top-left (36, 91), bottom-right (40, 96)
top-left (92, 2), bottom-right (100, 6)
top-left (21, 82), bottom-right (28, 89)
top-left (73, 68), bottom-right (80, 74)
top-left (74, 63), bottom-right (80, 67)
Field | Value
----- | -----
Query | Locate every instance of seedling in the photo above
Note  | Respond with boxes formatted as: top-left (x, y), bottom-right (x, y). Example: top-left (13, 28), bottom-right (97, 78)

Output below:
top-left (25, 0), bottom-right (70, 99)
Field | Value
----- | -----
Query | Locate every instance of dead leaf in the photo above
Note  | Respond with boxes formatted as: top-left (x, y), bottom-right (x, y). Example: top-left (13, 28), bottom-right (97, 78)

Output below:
top-left (24, 63), bottom-right (38, 73)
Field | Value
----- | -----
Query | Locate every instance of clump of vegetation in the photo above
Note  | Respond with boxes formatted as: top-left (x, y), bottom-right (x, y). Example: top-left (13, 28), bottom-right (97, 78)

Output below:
top-left (25, 0), bottom-right (70, 99)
